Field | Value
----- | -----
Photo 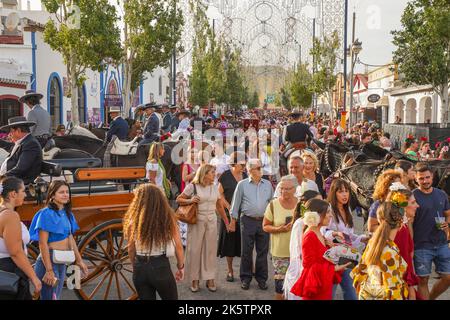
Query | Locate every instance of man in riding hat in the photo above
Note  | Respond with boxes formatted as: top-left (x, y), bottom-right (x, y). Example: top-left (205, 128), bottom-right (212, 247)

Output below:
top-left (106, 106), bottom-right (129, 142)
top-left (171, 110), bottom-right (191, 141)
top-left (169, 105), bottom-right (179, 132)
top-left (0, 116), bottom-right (43, 185)
top-left (282, 112), bottom-right (314, 158)
top-left (19, 90), bottom-right (51, 147)
top-left (154, 104), bottom-right (164, 133)
top-left (161, 103), bottom-right (172, 134)
top-left (139, 103), bottom-right (160, 146)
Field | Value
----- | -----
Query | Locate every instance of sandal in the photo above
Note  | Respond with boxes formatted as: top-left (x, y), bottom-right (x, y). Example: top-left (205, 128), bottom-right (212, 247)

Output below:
top-left (206, 280), bottom-right (217, 292)
top-left (190, 281), bottom-right (199, 293)
top-left (226, 273), bottom-right (234, 282)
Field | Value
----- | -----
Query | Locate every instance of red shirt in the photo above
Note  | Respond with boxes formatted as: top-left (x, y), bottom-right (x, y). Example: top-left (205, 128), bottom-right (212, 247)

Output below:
top-left (291, 231), bottom-right (342, 300)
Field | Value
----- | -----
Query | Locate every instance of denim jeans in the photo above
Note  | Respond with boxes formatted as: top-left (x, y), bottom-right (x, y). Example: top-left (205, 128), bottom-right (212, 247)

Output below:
top-left (332, 268), bottom-right (357, 300)
top-left (132, 255), bottom-right (178, 300)
top-left (34, 251), bottom-right (67, 300)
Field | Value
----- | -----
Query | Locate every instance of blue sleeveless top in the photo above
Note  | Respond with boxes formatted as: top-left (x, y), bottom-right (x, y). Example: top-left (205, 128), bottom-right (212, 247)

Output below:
top-left (29, 207), bottom-right (79, 243)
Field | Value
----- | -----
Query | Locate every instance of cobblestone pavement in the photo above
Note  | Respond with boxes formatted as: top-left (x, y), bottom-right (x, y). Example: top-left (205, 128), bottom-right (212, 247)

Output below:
top-left (61, 215), bottom-right (449, 300)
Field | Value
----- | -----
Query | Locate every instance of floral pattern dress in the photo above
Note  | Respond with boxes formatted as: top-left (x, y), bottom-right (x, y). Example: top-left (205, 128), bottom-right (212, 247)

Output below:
top-left (351, 240), bottom-right (408, 300)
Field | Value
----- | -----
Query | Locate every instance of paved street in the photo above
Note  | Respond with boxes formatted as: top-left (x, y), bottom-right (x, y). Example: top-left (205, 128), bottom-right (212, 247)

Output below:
top-left (61, 215), bottom-right (449, 300)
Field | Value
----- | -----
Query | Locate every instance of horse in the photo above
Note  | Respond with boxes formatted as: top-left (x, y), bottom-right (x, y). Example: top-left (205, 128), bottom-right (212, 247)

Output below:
top-left (336, 158), bottom-right (450, 224)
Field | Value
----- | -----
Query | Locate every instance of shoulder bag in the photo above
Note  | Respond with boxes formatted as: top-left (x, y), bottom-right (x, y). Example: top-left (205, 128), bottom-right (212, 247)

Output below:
top-left (52, 212), bottom-right (76, 265)
top-left (175, 184), bottom-right (198, 224)
top-left (0, 208), bottom-right (20, 295)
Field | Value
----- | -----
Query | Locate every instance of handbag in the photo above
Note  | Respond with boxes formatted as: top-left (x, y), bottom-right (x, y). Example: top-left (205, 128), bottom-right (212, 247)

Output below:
top-left (175, 184), bottom-right (198, 224)
top-left (0, 270), bottom-right (20, 296)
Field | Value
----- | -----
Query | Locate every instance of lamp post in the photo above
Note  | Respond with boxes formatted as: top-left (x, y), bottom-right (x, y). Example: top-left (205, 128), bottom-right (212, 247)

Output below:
top-left (349, 39), bottom-right (362, 128)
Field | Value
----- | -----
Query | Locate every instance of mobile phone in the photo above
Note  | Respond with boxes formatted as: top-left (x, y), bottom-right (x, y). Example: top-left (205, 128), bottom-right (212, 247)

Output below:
top-left (338, 257), bottom-right (357, 269)
top-left (285, 216), bottom-right (293, 224)
top-left (343, 233), bottom-right (351, 243)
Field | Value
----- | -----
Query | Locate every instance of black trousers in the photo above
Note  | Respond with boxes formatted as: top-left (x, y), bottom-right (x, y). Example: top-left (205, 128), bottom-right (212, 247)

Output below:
top-left (132, 255), bottom-right (178, 300)
top-left (239, 215), bottom-right (269, 284)
top-left (0, 257), bottom-right (31, 300)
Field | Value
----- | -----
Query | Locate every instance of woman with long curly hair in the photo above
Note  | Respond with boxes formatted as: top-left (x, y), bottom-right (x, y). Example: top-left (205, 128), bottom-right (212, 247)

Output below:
top-left (367, 169), bottom-right (403, 233)
top-left (351, 201), bottom-right (409, 300)
top-left (124, 184), bottom-right (184, 300)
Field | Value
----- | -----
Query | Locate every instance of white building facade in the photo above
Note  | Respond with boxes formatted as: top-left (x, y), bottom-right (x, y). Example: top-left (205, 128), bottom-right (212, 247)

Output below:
top-left (0, 3), bottom-right (172, 130)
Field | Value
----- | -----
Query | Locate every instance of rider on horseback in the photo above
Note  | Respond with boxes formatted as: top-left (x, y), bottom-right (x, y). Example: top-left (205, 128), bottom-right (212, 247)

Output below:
top-left (282, 112), bottom-right (314, 159)
top-left (138, 103), bottom-right (160, 146)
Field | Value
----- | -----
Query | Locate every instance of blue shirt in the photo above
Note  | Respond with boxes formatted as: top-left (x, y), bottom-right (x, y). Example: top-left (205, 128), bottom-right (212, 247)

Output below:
top-left (230, 177), bottom-right (274, 219)
top-left (412, 188), bottom-right (450, 250)
top-left (368, 200), bottom-right (381, 219)
top-left (29, 207), bottom-right (79, 243)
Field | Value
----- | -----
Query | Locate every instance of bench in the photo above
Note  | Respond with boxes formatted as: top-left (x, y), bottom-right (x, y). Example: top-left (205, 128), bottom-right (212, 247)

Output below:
top-left (73, 167), bottom-right (147, 195)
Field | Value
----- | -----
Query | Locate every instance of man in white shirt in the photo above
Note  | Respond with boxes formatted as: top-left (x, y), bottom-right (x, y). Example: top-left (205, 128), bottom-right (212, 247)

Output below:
top-left (274, 154), bottom-right (319, 198)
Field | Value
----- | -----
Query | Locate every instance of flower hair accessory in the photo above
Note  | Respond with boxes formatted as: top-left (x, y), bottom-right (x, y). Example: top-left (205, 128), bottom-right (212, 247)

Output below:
top-left (389, 182), bottom-right (407, 192)
top-left (447, 137), bottom-right (450, 143)
top-left (405, 135), bottom-right (415, 144)
top-left (390, 191), bottom-right (409, 209)
top-left (303, 211), bottom-right (320, 227)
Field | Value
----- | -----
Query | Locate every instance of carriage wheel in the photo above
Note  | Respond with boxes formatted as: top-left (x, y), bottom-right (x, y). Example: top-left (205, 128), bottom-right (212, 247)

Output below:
top-left (75, 219), bottom-right (137, 300)
top-left (27, 243), bottom-right (40, 268)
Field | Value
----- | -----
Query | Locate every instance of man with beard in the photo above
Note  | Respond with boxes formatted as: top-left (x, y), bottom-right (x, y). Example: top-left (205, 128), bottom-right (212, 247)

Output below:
top-left (412, 163), bottom-right (450, 300)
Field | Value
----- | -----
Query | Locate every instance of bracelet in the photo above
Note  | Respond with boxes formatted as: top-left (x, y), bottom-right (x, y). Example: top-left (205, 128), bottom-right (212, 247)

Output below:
top-left (46, 269), bottom-right (53, 273)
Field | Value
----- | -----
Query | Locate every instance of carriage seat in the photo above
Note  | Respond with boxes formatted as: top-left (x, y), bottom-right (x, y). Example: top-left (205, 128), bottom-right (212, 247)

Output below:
top-left (110, 136), bottom-right (139, 156)
top-left (43, 147), bottom-right (61, 160)
top-left (40, 161), bottom-right (62, 177)
top-left (69, 181), bottom-right (119, 194)
top-left (46, 158), bottom-right (102, 171)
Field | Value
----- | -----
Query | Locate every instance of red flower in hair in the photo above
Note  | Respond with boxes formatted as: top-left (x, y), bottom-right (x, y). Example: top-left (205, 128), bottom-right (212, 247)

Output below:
top-left (447, 137), bottom-right (450, 143)
top-left (420, 137), bottom-right (428, 142)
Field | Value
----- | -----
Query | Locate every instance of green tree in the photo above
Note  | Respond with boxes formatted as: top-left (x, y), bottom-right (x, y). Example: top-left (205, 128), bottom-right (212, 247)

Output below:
top-left (42, 0), bottom-right (121, 125)
top-left (120, 0), bottom-right (183, 116)
top-left (392, 0), bottom-right (450, 122)
top-left (188, 0), bottom-right (210, 107)
top-left (249, 90), bottom-right (259, 109)
top-left (274, 92), bottom-right (282, 107)
top-left (290, 63), bottom-right (313, 109)
top-left (280, 87), bottom-right (292, 110)
top-left (205, 39), bottom-right (226, 105)
top-left (310, 31), bottom-right (340, 120)
top-left (224, 47), bottom-right (245, 110)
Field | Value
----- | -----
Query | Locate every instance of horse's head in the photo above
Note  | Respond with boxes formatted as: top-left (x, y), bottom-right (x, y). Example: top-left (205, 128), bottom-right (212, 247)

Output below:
top-left (361, 143), bottom-right (389, 161)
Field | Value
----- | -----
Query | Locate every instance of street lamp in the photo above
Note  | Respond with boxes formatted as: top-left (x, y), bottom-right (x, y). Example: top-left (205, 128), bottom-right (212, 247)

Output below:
top-left (349, 38), bottom-right (362, 127)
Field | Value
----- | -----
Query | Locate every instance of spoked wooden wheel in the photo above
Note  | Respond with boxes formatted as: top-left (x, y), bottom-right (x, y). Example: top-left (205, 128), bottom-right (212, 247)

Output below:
top-left (75, 219), bottom-right (137, 300)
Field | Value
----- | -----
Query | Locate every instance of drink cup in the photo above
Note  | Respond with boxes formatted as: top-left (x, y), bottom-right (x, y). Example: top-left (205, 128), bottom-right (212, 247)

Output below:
top-left (435, 217), bottom-right (446, 230)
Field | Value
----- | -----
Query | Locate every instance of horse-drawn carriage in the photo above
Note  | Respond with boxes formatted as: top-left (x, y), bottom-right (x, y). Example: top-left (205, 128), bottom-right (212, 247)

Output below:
top-left (17, 159), bottom-right (146, 300)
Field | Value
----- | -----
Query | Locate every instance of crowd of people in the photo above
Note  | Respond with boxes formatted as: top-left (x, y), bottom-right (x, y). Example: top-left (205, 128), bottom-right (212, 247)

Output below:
top-left (0, 89), bottom-right (449, 301)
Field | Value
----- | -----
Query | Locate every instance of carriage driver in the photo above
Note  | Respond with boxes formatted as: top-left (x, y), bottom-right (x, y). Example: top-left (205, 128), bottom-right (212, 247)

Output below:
top-left (0, 117), bottom-right (43, 185)
top-left (138, 103), bottom-right (160, 146)
top-left (106, 106), bottom-right (129, 142)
